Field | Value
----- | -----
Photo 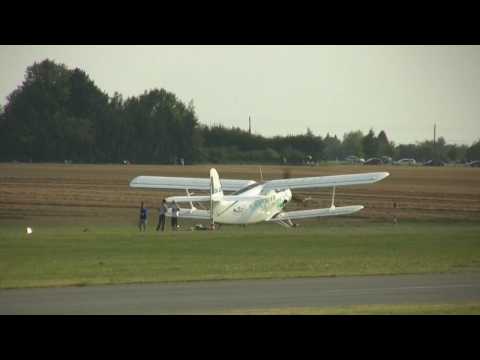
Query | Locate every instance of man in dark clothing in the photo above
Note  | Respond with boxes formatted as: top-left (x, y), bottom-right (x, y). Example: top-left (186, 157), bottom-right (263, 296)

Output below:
top-left (156, 199), bottom-right (167, 232)
top-left (171, 200), bottom-right (179, 230)
top-left (139, 201), bottom-right (148, 232)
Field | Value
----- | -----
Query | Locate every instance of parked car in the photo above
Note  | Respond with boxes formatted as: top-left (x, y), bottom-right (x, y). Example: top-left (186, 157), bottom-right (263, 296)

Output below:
top-left (395, 158), bottom-right (416, 166)
top-left (423, 159), bottom-right (445, 166)
top-left (467, 160), bottom-right (480, 167)
top-left (381, 156), bottom-right (393, 164)
top-left (364, 158), bottom-right (383, 165)
top-left (345, 155), bottom-right (365, 164)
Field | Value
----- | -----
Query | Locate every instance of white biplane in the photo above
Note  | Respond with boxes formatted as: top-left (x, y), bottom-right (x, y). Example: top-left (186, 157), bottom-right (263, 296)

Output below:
top-left (129, 168), bottom-right (389, 228)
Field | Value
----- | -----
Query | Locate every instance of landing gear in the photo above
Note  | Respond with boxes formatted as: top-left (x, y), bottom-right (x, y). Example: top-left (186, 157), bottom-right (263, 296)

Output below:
top-left (209, 223), bottom-right (221, 230)
top-left (275, 217), bottom-right (297, 228)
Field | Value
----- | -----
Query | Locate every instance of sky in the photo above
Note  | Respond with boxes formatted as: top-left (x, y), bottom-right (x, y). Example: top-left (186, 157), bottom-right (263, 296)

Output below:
top-left (1, 45), bottom-right (479, 145)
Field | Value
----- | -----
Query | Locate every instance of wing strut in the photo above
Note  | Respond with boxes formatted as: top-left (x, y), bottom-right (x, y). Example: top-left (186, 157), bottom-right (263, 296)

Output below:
top-left (186, 188), bottom-right (196, 210)
top-left (276, 216), bottom-right (294, 228)
top-left (210, 176), bottom-right (215, 229)
top-left (331, 186), bottom-right (336, 209)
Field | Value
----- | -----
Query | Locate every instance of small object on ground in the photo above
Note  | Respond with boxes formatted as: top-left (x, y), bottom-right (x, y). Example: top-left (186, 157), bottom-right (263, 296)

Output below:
top-left (194, 224), bottom-right (208, 231)
top-left (26, 227), bottom-right (32, 234)
top-left (83, 228), bottom-right (89, 232)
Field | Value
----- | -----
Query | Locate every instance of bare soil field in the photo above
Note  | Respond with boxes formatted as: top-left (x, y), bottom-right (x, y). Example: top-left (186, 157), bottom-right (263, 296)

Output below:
top-left (0, 163), bottom-right (479, 225)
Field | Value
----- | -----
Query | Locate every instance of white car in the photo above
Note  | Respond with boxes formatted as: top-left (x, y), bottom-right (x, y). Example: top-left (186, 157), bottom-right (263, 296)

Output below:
top-left (395, 158), bottom-right (416, 165)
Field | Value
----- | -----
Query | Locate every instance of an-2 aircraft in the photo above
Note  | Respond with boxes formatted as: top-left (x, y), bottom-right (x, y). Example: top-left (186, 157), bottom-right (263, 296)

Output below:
top-left (129, 168), bottom-right (389, 228)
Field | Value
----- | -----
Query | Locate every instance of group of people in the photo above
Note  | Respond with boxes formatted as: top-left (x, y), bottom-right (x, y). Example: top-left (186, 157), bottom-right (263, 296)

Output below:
top-left (138, 200), bottom-right (180, 232)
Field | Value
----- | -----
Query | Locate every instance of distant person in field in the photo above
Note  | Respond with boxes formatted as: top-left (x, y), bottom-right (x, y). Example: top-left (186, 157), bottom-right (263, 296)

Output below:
top-left (156, 199), bottom-right (167, 232)
top-left (170, 200), bottom-right (179, 230)
top-left (139, 201), bottom-right (148, 232)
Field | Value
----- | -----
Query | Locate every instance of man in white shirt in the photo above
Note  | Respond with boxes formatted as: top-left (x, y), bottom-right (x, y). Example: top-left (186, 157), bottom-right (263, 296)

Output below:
top-left (156, 199), bottom-right (167, 232)
top-left (170, 200), bottom-right (179, 231)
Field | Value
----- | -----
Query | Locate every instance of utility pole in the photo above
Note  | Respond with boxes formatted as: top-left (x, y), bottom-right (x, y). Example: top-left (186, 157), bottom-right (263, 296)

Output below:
top-left (249, 116), bottom-right (251, 135)
top-left (433, 123), bottom-right (436, 160)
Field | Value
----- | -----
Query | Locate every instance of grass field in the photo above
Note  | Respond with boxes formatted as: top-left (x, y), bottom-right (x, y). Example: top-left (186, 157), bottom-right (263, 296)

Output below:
top-left (1, 163), bottom-right (479, 294)
top-left (1, 221), bottom-right (479, 289)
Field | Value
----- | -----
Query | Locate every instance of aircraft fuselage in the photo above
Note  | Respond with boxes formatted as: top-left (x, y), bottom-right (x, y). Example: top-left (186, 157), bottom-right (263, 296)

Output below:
top-left (213, 184), bottom-right (292, 224)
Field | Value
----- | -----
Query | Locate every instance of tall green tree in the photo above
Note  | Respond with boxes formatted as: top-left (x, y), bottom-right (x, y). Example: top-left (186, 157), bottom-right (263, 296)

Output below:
top-left (466, 140), bottom-right (480, 161)
top-left (1, 59), bottom-right (72, 161)
top-left (323, 133), bottom-right (342, 161)
top-left (394, 144), bottom-right (417, 160)
top-left (342, 131), bottom-right (364, 158)
top-left (362, 129), bottom-right (378, 159)
top-left (377, 130), bottom-right (394, 157)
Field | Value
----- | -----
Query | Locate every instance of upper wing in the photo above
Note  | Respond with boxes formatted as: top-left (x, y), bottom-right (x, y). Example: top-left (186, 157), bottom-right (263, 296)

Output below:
top-left (262, 172), bottom-right (389, 191)
top-left (129, 176), bottom-right (255, 192)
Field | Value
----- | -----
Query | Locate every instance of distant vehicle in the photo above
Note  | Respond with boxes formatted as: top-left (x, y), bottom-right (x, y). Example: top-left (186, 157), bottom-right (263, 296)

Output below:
top-left (381, 156), bottom-right (393, 164)
top-left (423, 159), bottom-right (445, 167)
top-left (395, 158), bottom-right (417, 166)
top-left (364, 158), bottom-right (382, 165)
top-left (467, 160), bottom-right (480, 167)
top-left (345, 155), bottom-right (365, 164)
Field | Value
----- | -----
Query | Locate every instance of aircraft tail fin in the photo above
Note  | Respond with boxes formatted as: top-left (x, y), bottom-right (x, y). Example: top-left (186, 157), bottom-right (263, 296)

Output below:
top-left (210, 168), bottom-right (223, 202)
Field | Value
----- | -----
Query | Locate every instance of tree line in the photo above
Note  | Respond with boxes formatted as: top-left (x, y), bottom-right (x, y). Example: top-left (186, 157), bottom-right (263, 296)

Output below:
top-left (0, 59), bottom-right (479, 164)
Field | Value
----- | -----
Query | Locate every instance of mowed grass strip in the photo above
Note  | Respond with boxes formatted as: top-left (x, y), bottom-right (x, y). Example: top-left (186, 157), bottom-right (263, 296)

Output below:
top-left (0, 222), bottom-right (479, 289)
top-left (221, 302), bottom-right (480, 315)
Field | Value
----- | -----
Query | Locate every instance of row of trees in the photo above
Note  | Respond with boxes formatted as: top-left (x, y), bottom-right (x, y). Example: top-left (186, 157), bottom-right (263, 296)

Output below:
top-left (196, 126), bottom-right (476, 164)
top-left (0, 59), bottom-right (479, 164)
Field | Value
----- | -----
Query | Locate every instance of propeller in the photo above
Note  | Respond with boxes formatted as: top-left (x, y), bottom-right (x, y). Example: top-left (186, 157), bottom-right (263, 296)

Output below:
top-left (282, 167), bottom-right (315, 207)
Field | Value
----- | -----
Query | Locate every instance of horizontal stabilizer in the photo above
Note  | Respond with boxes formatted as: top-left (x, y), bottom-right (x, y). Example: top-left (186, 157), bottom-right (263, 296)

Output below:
top-left (270, 205), bottom-right (364, 221)
top-left (166, 195), bottom-right (211, 203)
top-left (166, 208), bottom-right (211, 220)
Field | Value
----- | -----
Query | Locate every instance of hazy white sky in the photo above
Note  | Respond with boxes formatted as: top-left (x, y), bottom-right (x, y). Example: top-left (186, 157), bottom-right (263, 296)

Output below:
top-left (1, 45), bottom-right (479, 145)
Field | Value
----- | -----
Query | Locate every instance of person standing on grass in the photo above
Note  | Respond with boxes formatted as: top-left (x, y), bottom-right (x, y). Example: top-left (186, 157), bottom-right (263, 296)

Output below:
top-left (156, 199), bottom-right (167, 232)
top-left (171, 200), bottom-right (179, 230)
top-left (139, 201), bottom-right (148, 232)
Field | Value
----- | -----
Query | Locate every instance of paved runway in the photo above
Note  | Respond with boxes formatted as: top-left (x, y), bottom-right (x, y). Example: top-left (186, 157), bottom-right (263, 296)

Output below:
top-left (1, 273), bottom-right (480, 314)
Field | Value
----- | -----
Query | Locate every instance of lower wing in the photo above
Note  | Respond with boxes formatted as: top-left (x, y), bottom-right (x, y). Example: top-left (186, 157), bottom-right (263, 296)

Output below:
top-left (166, 208), bottom-right (211, 220)
top-left (268, 205), bottom-right (364, 221)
